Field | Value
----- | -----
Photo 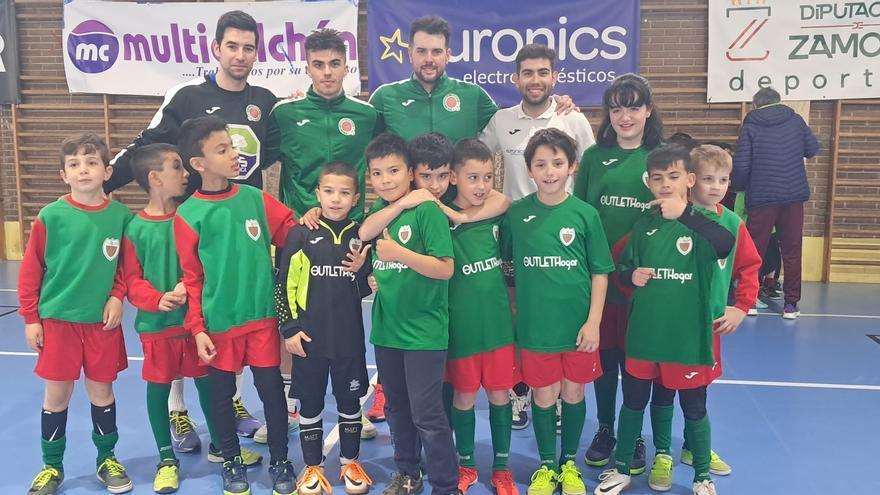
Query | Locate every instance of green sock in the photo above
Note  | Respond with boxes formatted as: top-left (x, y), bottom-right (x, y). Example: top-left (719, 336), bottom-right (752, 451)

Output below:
top-left (194, 376), bottom-right (219, 446)
top-left (650, 404), bottom-right (674, 455)
top-left (489, 402), bottom-right (512, 471)
top-left (147, 382), bottom-right (177, 461)
top-left (41, 437), bottom-right (66, 470)
top-left (560, 400), bottom-right (586, 466)
top-left (532, 404), bottom-right (557, 468)
top-left (451, 407), bottom-right (476, 468)
top-left (684, 415), bottom-right (712, 482)
top-left (613, 405), bottom-right (644, 475)
top-left (593, 371), bottom-right (619, 429)
top-left (92, 430), bottom-right (119, 465)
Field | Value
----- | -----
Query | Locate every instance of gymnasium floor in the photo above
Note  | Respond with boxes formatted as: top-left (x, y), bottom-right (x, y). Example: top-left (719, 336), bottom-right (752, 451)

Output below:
top-left (0, 259), bottom-right (878, 495)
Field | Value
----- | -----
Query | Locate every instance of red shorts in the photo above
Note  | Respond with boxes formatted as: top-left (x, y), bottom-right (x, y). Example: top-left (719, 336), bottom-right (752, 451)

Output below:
top-left (599, 302), bottom-right (628, 351)
top-left (710, 330), bottom-right (723, 381)
top-left (444, 344), bottom-right (519, 393)
top-left (209, 325), bottom-right (280, 372)
top-left (520, 349), bottom-right (602, 388)
top-left (140, 328), bottom-right (208, 383)
top-left (35, 319), bottom-right (128, 382)
top-left (626, 357), bottom-right (715, 390)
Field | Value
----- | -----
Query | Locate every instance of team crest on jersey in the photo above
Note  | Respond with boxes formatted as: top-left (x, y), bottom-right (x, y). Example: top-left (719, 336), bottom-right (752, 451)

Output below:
top-left (246, 219), bottom-right (261, 241)
top-left (246, 104), bottom-right (261, 122)
top-left (443, 93), bottom-right (461, 112)
top-left (102, 238), bottom-right (120, 261)
top-left (718, 258), bottom-right (727, 269)
top-left (349, 237), bottom-right (363, 252)
top-left (676, 236), bottom-right (693, 256)
top-left (338, 118), bottom-right (356, 136)
top-left (492, 224), bottom-right (499, 241)
top-left (559, 227), bottom-right (575, 246)
top-left (398, 225), bottom-right (412, 244)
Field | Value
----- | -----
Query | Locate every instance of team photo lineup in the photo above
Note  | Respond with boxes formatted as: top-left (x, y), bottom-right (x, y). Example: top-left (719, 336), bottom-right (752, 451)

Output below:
top-left (18, 6), bottom-right (829, 495)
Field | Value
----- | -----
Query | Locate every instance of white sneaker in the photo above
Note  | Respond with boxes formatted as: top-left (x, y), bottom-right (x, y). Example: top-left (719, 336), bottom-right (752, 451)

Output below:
top-left (361, 415), bottom-right (377, 440)
top-left (693, 480), bottom-right (717, 495)
top-left (298, 465), bottom-right (331, 495)
top-left (254, 410), bottom-right (300, 444)
top-left (747, 306), bottom-right (758, 316)
top-left (594, 469), bottom-right (630, 495)
top-left (253, 423), bottom-right (268, 444)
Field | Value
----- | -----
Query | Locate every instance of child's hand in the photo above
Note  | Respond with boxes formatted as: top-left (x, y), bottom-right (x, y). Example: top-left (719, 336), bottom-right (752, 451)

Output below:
top-left (649, 197), bottom-right (688, 219)
top-left (300, 207), bottom-right (322, 231)
top-left (368, 273), bottom-right (378, 293)
top-left (342, 243), bottom-right (372, 273)
top-left (399, 189), bottom-right (436, 209)
top-left (102, 296), bottom-right (123, 330)
top-left (376, 229), bottom-right (403, 262)
top-left (632, 267), bottom-right (655, 287)
top-left (194, 332), bottom-right (217, 363)
top-left (439, 203), bottom-right (466, 226)
top-left (284, 331), bottom-right (311, 357)
top-left (714, 306), bottom-right (747, 335)
top-left (158, 291), bottom-right (185, 312)
top-left (576, 319), bottom-right (600, 352)
top-left (24, 322), bottom-right (44, 352)
top-left (173, 281), bottom-right (187, 298)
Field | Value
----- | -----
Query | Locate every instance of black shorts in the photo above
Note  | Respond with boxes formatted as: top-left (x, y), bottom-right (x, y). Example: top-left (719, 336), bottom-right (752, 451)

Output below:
top-left (291, 353), bottom-right (369, 403)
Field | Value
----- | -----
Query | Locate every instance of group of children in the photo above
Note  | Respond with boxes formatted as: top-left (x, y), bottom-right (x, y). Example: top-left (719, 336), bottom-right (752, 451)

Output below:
top-left (21, 72), bottom-right (760, 495)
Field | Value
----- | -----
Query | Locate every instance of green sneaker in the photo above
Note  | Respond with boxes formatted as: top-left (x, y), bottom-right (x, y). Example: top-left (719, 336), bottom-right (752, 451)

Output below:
top-left (153, 459), bottom-right (180, 494)
top-left (28, 466), bottom-right (64, 495)
top-left (208, 444), bottom-right (263, 466)
top-left (527, 466), bottom-right (558, 495)
top-left (96, 457), bottom-right (133, 493)
top-left (558, 461), bottom-right (586, 495)
top-left (680, 449), bottom-right (731, 476)
top-left (648, 454), bottom-right (673, 491)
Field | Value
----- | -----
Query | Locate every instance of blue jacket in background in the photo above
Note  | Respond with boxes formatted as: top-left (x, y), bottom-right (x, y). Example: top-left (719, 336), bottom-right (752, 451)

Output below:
top-left (732, 104), bottom-right (820, 209)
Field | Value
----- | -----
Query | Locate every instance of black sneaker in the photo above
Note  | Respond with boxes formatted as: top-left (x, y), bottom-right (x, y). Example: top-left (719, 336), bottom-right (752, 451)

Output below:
top-left (510, 390), bottom-right (530, 430)
top-left (584, 425), bottom-right (616, 467)
top-left (630, 437), bottom-right (647, 475)
top-left (269, 459), bottom-right (296, 495)
top-left (381, 472), bottom-right (424, 495)
top-left (760, 286), bottom-right (782, 300)
top-left (28, 466), bottom-right (64, 495)
top-left (221, 456), bottom-right (250, 495)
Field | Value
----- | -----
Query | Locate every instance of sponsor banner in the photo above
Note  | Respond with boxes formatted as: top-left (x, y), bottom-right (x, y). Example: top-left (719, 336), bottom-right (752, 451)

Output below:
top-left (62, 0), bottom-right (359, 97)
top-left (708, 0), bottom-right (880, 102)
top-left (0, 0), bottom-right (20, 104)
top-left (367, 0), bottom-right (640, 106)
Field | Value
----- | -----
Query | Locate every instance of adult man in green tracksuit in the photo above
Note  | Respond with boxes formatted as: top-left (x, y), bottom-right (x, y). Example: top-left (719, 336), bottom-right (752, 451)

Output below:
top-left (266, 29), bottom-right (382, 220)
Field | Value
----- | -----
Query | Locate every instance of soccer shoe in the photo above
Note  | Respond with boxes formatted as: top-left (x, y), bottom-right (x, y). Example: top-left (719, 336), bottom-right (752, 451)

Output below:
top-left (747, 306), bottom-right (758, 316)
top-left (208, 444), bottom-right (263, 466)
top-left (647, 454), bottom-right (673, 492)
top-left (584, 425), bottom-right (616, 467)
top-left (368, 384), bottom-right (387, 422)
top-left (153, 459), bottom-right (180, 494)
top-left (760, 285), bottom-right (782, 300)
top-left (593, 470), bottom-right (630, 495)
top-left (556, 399), bottom-right (562, 435)
top-left (27, 466), bottom-right (63, 495)
top-left (782, 304), bottom-right (800, 320)
top-left (458, 466), bottom-right (478, 494)
top-left (680, 449), bottom-right (732, 476)
top-left (233, 399), bottom-right (263, 437)
top-left (527, 466), bottom-right (557, 495)
top-left (491, 470), bottom-right (519, 495)
top-left (169, 410), bottom-right (201, 453)
top-left (269, 460), bottom-right (296, 495)
top-left (381, 471), bottom-right (424, 495)
top-left (692, 480), bottom-right (717, 495)
top-left (558, 461), bottom-right (586, 495)
top-left (96, 457), bottom-right (133, 494)
top-left (630, 438), bottom-right (646, 475)
top-left (221, 456), bottom-right (250, 495)
top-left (361, 414), bottom-right (377, 440)
top-left (297, 465), bottom-right (333, 495)
top-left (341, 460), bottom-right (374, 495)
top-left (511, 389), bottom-right (531, 430)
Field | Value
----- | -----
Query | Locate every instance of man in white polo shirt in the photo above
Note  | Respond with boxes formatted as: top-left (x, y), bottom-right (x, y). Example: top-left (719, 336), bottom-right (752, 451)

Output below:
top-left (480, 43), bottom-right (594, 200)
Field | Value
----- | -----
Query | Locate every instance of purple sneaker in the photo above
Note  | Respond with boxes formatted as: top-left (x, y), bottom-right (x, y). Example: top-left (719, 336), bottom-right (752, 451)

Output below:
top-left (233, 399), bottom-right (263, 437)
top-left (169, 410), bottom-right (201, 453)
top-left (782, 304), bottom-right (800, 320)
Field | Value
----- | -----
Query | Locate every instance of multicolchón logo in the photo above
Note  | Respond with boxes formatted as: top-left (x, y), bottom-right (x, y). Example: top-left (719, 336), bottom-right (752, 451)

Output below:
top-left (67, 20), bottom-right (120, 73)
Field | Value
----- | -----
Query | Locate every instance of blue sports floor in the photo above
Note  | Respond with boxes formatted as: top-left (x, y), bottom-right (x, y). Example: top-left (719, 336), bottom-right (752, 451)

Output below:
top-left (1, 259), bottom-right (878, 495)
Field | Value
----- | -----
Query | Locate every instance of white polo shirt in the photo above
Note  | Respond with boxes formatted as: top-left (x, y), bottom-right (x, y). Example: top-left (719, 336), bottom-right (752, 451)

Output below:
top-left (479, 99), bottom-right (595, 200)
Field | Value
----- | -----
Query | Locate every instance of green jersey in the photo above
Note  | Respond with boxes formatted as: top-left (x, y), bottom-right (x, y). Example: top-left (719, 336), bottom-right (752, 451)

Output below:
top-left (370, 201), bottom-right (454, 350)
top-left (501, 194), bottom-right (614, 353)
top-left (369, 74), bottom-right (497, 142)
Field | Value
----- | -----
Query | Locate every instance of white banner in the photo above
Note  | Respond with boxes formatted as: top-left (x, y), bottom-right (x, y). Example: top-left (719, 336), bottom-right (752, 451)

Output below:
top-left (62, 0), bottom-right (360, 97)
top-left (707, 0), bottom-right (880, 102)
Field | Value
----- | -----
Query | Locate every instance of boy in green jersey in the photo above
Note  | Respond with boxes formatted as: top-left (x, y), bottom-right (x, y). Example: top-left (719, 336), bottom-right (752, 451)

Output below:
top-left (501, 129), bottom-right (614, 495)
top-left (594, 144), bottom-right (735, 495)
top-left (19, 134), bottom-right (132, 495)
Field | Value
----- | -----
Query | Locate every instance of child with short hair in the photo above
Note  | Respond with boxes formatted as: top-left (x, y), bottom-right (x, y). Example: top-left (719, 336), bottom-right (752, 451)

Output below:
top-left (173, 116), bottom-right (297, 495)
top-left (275, 161), bottom-right (373, 495)
top-left (19, 134), bottom-right (132, 495)
top-left (594, 144), bottom-right (735, 495)
top-left (502, 128), bottom-right (614, 495)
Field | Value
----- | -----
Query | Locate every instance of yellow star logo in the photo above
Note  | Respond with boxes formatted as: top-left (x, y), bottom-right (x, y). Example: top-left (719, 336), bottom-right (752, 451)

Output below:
top-left (379, 28), bottom-right (409, 64)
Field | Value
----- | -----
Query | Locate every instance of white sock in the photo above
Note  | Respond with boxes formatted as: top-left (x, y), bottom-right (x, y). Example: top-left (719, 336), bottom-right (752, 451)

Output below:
top-left (233, 372), bottom-right (243, 402)
top-left (281, 374), bottom-right (297, 413)
top-left (168, 378), bottom-right (186, 413)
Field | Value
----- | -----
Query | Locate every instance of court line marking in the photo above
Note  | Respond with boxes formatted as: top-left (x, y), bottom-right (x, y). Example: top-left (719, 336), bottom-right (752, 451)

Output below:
top-left (752, 312), bottom-right (880, 320)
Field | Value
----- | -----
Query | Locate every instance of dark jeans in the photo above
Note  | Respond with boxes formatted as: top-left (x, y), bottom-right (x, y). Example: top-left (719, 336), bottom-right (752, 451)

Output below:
top-left (374, 346), bottom-right (457, 495)
top-left (747, 201), bottom-right (805, 305)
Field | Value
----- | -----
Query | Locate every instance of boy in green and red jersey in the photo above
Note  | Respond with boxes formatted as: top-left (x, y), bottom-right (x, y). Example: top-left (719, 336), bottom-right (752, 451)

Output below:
top-left (19, 134), bottom-right (133, 495)
top-left (594, 144), bottom-right (735, 495)
top-left (173, 116), bottom-right (297, 495)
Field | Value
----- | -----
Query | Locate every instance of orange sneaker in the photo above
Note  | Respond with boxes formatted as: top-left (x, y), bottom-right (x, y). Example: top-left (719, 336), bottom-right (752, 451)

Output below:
top-left (367, 384), bottom-right (386, 422)
top-left (297, 465), bottom-right (332, 495)
top-left (340, 461), bottom-right (373, 495)
top-left (492, 470), bottom-right (520, 495)
top-left (458, 466), bottom-right (478, 494)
